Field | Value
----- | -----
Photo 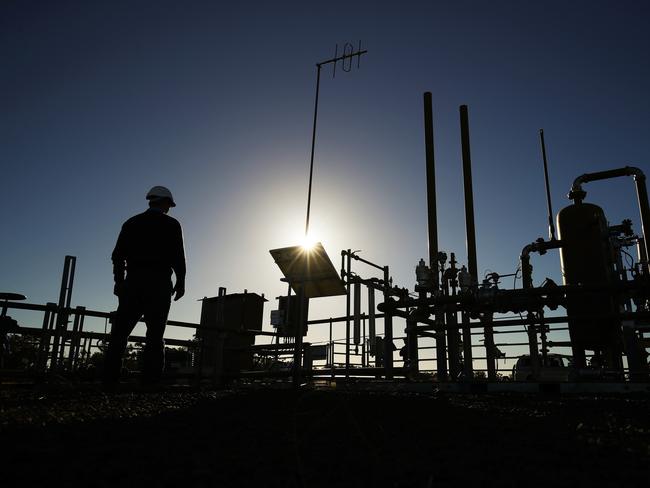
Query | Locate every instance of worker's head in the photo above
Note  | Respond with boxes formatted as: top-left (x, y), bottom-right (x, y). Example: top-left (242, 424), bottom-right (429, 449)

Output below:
top-left (146, 186), bottom-right (176, 213)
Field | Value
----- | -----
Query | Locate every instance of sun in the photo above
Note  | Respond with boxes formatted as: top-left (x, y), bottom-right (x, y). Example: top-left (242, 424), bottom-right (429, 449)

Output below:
top-left (301, 232), bottom-right (318, 251)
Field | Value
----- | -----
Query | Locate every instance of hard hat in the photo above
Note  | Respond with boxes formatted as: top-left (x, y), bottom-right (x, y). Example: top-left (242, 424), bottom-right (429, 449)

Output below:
top-left (146, 186), bottom-right (176, 207)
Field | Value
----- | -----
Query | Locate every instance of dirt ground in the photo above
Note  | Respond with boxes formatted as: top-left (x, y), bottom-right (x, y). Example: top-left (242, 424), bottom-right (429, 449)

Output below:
top-left (1, 384), bottom-right (649, 487)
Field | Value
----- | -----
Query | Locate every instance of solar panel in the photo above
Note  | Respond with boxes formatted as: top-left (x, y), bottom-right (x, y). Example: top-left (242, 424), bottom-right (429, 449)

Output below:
top-left (269, 242), bottom-right (347, 298)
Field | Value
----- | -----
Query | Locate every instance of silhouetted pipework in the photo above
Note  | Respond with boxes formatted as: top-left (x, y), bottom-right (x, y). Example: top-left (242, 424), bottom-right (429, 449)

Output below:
top-left (459, 105), bottom-right (496, 381)
top-left (459, 105), bottom-right (478, 284)
top-left (423, 92), bottom-right (446, 380)
top-left (539, 129), bottom-right (557, 241)
top-left (423, 92), bottom-right (439, 284)
top-left (569, 166), bottom-right (650, 275)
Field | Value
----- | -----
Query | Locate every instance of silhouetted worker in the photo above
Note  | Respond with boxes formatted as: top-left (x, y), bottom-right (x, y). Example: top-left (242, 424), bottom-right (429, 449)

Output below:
top-left (104, 186), bottom-right (186, 387)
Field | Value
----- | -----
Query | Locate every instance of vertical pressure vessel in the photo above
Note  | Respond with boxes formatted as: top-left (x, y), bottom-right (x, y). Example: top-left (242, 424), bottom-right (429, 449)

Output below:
top-left (557, 202), bottom-right (620, 352)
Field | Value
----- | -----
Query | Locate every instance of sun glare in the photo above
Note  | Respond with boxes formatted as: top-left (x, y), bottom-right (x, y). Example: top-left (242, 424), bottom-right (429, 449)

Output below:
top-left (301, 233), bottom-right (318, 251)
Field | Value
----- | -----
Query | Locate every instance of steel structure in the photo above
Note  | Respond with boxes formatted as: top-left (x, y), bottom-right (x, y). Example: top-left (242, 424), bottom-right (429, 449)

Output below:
top-left (2, 93), bottom-right (649, 388)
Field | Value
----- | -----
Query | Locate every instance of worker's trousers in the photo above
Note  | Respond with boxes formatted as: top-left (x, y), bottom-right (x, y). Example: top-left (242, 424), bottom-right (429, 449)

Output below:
top-left (104, 279), bottom-right (172, 384)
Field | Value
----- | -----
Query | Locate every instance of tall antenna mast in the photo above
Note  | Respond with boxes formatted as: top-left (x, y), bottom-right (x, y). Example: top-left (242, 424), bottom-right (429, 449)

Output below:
top-left (304, 41), bottom-right (368, 237)
top-left (539, 129), bottom-right (557, 241)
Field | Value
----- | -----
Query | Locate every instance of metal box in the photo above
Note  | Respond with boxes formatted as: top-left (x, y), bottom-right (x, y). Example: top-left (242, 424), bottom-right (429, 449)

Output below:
top-left (198, 290), bottom-right (266, 375)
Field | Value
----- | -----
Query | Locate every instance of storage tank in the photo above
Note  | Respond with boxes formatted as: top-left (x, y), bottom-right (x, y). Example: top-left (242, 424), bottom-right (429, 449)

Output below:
top-left (557, 202), bottom-right (621, 359)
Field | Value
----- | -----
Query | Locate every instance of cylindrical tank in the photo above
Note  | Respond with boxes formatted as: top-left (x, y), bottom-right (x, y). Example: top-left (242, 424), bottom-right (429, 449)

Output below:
top-left (557, 202), bottom-right (620, 354)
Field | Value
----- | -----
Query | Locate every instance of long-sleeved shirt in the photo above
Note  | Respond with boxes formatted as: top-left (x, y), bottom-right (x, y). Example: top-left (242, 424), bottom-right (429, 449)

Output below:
top-left (111, 208), bottom-right (186, 285)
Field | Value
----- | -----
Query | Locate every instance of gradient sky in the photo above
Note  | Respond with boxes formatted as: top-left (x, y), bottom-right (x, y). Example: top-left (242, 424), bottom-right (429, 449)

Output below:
top-left (1, 1), bottom-right (649, 368)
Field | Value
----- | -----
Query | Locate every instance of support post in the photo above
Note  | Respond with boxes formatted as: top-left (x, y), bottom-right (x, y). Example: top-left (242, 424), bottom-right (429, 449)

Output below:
top-left (292, 287), bottom-right (307, 388)
top-left (383, 266), bottom-right (394, 379)
top-left (461, 312), bottom-right (474, 378)
top-left (345, 250), bottom-right (352, 378)
top-left (482, 313), bottom-right (497, 381)
top-left (407, 312), bottom-right (419, 375)
top-left (435, 314), bottom-right (448, 380)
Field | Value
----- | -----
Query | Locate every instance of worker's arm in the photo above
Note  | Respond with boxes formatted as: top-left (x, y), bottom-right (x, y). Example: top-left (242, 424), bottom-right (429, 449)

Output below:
top-left (111, 224), bottom-right (128, 296)
top-left (171, 221), bottom-right (186, 301)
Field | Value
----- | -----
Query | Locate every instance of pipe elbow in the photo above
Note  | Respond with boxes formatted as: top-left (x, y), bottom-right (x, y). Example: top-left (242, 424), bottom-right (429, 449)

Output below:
top-left (571, 173), bottom-right (588, 192)
top-left (520, 244), bottom-right (535, 259)
top-left (626, 166), bottom-right (646, 182)
top-left (377, 298), bottom-right (395, 313)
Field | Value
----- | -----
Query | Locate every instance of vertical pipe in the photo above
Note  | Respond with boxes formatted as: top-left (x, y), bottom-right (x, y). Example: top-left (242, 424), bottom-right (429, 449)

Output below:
top-left (65, 256), bottom-right (76, 309)
top-left (446, 254), bottom-right (459, 379)
top-left (407, 309), bottom-right (420, 375)
top-left (435, 313), bottom-right (448, 380)
top-left (362, 316), bottom-right (366, 367)
top-left (461, 312), bottom-right (473, 378)
top-left (423, 92), bottom-right (439, 286)
top-left (539, 310), bottom-right (548, 365)
top-left (459, 106), bottom-right (478, 282)
top-left (329, 318), bottom-right (334, 377)
top-left (634, 175), bottom-right (650, 274)
top-left (57, 256), bottom-right (72, 311)
top-left (526, 312), bottom-right (540, 379)
top-left (637, 237), bottom-right (648, 270)
top-left (368, 288), bottom-right (376, 343)
top-left (383, 266), bottom-right (393, 379)
top-left (460, 105), bottom-right (495, 379)
top-left (446, 310), bottom-right (459, 378)
top-left (74, 307), bottom-right (86, 370)
top-left (482, 313), bottom-right (497, 381)
top-left (345, 250), bottom-right (351, 377)
top-left (292, 289), bottom-right (306, 388)
top-left (353, 281), bottom-right (361, 345)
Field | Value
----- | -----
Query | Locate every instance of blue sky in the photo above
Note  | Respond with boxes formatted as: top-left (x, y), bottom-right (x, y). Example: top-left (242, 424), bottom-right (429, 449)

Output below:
top-left (1, 1), bottom-right (648, 369)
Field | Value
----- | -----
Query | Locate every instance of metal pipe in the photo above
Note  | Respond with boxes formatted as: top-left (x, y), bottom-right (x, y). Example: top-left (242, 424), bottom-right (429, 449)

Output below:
top-left (525, 311), bottom-right (540, 379)
top-left (461, 312), bottom-right (473, 378)
top-left (383, 266), bottom-right (394, 378)
top-left (539, 129), bottom-right (557, 241)
top-left (520, 239), bottom-right (563, 289)
top-left (569, 166), bottom-right (650, 273)
top-left (368, 288), bottom-right (376, 343)
top-left (459, 105), bottom-right (478, 283)
top-left (446, 308), bottom-right (459, 379)
top-left (482, 313), bottom-right (497, 381)
top-left (292, 288), bottom-right (306, 388)
top-left (424, 92), bottom-right (439, 285)
top-left (353, 281), bottom-right (361, 345)
top-left (345, 250), bottom-right (351, 377)
top-left (446, 253), bottom-right (460, 379)
top-left (637, 237), bottom-right (648, 269)
top-left (362, 315), bottom-right (366, 367)
top-left (461, 105), bottom-right (490, 377)
top-left (634, 174), bottom-right (650, 274)
top-left (348, 252), bottom-right (384, 271)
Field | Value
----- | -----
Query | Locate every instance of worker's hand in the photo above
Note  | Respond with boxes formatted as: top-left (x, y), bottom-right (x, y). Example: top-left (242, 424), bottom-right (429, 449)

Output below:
top-left (173, 282), bottom-right (185, 301)
top-left (113, 281), bottom-right (126, 297)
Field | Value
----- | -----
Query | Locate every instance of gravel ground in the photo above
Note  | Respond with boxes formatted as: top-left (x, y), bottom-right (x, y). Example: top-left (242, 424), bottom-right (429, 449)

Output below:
top-left (1, 385), bottom-right (649, 487)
